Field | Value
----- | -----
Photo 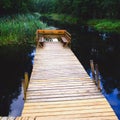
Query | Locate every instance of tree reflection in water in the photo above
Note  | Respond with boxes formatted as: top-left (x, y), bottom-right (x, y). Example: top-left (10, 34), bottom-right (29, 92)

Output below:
top-left (0, 44), bottom-right (35, 116)
top-left (71, 27), bottom-right (120, 119)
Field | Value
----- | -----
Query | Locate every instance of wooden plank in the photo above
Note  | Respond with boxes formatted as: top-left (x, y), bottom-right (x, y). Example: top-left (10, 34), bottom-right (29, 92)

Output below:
top-left (22, 110), bottom-right (115, 117)
top-left (7, 117), bottom-right (15, 120)
top-left (23, 104), bottom-right (112, 112)
top-left (37, 30), bottom-right (66, 35)
top-left (25, 95), bottom-right (104, 102)
top-left (27, 117), bottom-right (35, 120)
top-left (28, 77), bottom-right (91, 82)
top-left (26, 90), bottom-right (100, 97)
top-left (15, 117), bottom-right (22, 120)
top-left (26, 93), bottom-right (103, 101)
top-left (23, 98), bottom-right (110, 106)
top-left (36, 115), bottom-right (117, 120)
top-left (27, 85), bottom-right (98, 90)
top-left (27, 86), bottom-right (99, 92)
top-left (22, 110), bottom-right (116, 117)
top-left (61, 37), bottom-right (68, 42)
top-left (0, 117), bottom-right (7, 120)
top-left (28, 81), bottom-right (94, 85)
top-left (23, 103), bottom-right (110, 110)
top-left (21, 117), bottom-right (28, 120)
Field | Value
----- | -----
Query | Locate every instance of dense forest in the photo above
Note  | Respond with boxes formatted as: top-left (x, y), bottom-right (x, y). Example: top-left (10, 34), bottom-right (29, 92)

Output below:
top-left (1, 0), bottom-right (120, 19)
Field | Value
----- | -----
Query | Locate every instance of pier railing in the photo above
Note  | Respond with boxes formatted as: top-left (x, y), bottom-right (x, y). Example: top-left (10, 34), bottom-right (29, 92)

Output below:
top-left (36, 29), bottom-right (71, 47)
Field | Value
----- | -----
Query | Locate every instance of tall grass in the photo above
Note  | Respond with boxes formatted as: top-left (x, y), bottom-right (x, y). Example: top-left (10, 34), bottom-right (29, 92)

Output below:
top-left (0, 13), bottom-right (47, 45)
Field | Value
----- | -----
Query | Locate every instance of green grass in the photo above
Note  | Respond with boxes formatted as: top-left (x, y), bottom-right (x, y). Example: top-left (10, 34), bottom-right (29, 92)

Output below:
top-left (87, 19), bottom-right (120, 33)
top-left (0, 13), bottom-right (47, 45)
top-left (43, 13), bottom-right (79, 24)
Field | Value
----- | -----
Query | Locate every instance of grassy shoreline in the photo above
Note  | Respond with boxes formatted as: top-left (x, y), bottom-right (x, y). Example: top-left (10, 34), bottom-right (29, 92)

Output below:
top-left (42, 13), bottom-right (120, 33)
top-left (1, 13), bottom-right (120, 46)
top-left (0, 13), bottom-right (47, 46)
top-left (87, 19), bottom-right (120, 33)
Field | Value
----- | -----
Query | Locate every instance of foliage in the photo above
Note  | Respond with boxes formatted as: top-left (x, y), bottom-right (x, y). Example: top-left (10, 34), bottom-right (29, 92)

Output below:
top-left (0, 14), bottom-right (47, 45)
top-left (44, 13), bottom-right (79, 24)
top-left (87, 19), bottom-right (120, 33)
top-left (25, 0), bottom-right (120, 23)
top-left (1, 0), bottom-right (120, 34)
top-left (0, 0), bottom-right (32, 15)
top-left (1, 0), bottom-right (120, 20)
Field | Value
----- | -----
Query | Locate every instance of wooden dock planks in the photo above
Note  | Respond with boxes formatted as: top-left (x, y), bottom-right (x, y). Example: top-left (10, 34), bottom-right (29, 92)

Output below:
top-left (22, 42), bottom-right (118, 119)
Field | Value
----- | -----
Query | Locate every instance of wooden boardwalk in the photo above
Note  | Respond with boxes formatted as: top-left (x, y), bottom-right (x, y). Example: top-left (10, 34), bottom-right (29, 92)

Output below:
top-left (21, 41), bottom-right (118, 119)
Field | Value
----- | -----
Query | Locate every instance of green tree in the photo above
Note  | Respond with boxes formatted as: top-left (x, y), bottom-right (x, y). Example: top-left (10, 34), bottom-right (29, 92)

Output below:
top-left (0, 0), bottom-right (32, 15)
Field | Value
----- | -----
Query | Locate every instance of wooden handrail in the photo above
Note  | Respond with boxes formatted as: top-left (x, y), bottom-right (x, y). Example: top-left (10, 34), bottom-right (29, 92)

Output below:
top-left (36, 29), bottom-right (71, 47)
top-left (37, 30), bottom-right (66, 35)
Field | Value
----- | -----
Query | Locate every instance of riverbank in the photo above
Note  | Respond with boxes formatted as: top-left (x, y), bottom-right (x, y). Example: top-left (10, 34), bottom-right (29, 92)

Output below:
top-left (1, 13), bottom-right (120, 46)
top-left (0, 13), bottom-right (47, 45)
top-left (87, 19), bottom-right (120, 33)
top-left (42, 13), bottom-right (120, 34)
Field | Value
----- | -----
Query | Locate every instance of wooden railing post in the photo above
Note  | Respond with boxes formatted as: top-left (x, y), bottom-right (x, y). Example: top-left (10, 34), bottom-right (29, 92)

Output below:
top-left (90, 60), bottom-right (96, 84)
top-left (22, 79), bottom-right (26, 100)
top-left (90, 60), bottom-right (101, 91)
top-left (22, 72), bottom-right (29, 100)
top-left (95, 64), bottom-right (101, 91)
top-left (36, 30), bottom-right (40, 47)
top-left (24, 72), bottom-right (29, 89)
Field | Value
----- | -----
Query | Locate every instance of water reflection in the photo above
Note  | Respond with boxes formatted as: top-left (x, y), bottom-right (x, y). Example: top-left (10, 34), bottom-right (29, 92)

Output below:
top-left (9, 86), bottom-right (24, 116)
top-left (104, 88), bottom-right (120, 118)
top-left (99, 33), bottom-right (109, 41)
top-left (0, 44), bottom-right (35, 116)
top-left (88, 69), bottom-right (120, 119)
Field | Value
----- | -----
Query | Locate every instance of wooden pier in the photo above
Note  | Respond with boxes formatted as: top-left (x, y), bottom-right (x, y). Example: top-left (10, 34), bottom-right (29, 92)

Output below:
top-left (0, 30), bottom-right (118, 119)
top-left (21, 30), bottom-right (118, 119)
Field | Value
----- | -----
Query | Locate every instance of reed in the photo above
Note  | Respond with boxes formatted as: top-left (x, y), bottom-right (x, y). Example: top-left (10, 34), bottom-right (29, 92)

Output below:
top-left (0, 13), bottom-right (47, 45)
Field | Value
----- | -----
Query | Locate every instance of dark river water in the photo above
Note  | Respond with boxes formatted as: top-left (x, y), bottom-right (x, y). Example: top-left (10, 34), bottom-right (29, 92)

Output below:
top-left (0, 44), bottom-right (35, 116)
top-left (0, 18), bottom-right (120, 119)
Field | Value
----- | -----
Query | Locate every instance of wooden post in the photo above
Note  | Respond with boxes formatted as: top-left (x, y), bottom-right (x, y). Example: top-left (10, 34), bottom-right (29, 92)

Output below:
top-left (24, 72), bottom-right (29, 89)
top-left (90, 60), bottom-right (96, 84)
top-left (22, 72), bottom-right (29, 100)
top-left (95, 64), bottom-right (101, 91)
top-left (36, 30), bottom-right (39, 46)
top-left (22, 79), bottom-right (26, 100)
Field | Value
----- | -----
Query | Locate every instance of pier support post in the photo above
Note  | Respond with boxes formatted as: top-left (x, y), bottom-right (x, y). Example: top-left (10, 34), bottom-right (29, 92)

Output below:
top-left (90, 60), bottom-right (101, 91)
top-left (90, 60), bottom-right (96, 84)
top-left (95, 64), bottom-right (101, 91)
top-left (22, 72), bottom-right (29, 100)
